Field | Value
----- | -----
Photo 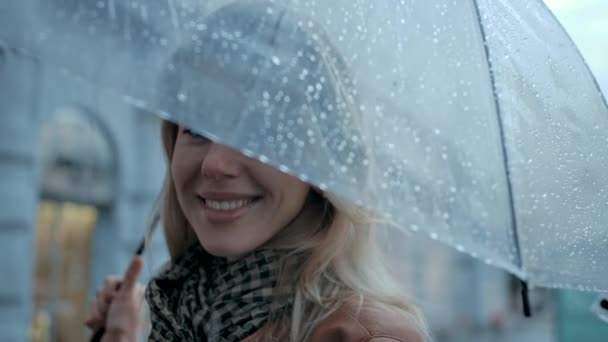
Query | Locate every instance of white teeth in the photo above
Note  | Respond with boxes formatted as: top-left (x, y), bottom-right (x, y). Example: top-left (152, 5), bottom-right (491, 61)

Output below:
top-left (205, 199), bottom-right (253, 211)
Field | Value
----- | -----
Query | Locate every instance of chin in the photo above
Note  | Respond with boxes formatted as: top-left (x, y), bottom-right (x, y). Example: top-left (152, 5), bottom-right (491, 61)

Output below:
top-left (197, 238), bottom-right (254, 259)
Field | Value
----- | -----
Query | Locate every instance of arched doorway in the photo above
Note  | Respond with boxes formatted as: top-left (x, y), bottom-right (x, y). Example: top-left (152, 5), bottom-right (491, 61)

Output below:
top-left (30, 107), bottom-right (117, 342)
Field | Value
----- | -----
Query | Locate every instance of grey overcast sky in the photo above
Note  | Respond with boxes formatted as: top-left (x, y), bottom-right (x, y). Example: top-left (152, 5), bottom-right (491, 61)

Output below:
top-left (544, 0), bottom-right (608, 96)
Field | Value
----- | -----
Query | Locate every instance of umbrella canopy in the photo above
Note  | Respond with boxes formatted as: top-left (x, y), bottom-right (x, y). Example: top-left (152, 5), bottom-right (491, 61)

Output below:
top-left (5, 0), bottom-right (608, 293)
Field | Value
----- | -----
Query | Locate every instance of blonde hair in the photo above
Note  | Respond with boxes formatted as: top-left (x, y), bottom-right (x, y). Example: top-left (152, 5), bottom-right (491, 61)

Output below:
top-left (157, 120), bottom-right (428, 341)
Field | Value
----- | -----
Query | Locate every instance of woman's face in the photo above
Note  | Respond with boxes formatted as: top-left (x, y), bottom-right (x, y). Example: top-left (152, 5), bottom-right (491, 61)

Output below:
top-left (170, 126), bottom-right (312, 258)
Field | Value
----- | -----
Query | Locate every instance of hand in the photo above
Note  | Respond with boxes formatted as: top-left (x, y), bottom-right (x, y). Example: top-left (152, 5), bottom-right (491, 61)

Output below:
top-left (85, 256), bottom-right (145, 342)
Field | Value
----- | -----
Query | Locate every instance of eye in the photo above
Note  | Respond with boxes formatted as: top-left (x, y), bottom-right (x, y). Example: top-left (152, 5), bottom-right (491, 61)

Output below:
top-left (183, 128), bottom-right (209, 142)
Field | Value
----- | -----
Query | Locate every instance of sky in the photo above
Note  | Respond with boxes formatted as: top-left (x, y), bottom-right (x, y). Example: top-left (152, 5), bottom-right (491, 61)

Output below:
top-left (544, 0), bottom-right (608, 96)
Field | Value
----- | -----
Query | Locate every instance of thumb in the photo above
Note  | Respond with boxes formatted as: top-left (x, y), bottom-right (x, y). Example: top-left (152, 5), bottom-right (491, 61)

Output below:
top-left (121, 255), bottom-right (144, 292)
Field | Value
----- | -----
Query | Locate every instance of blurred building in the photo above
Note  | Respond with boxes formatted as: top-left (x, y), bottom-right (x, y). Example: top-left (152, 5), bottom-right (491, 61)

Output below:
top-left (386, 230), bottom-right (538, 339)
top-left (0, 36), bottom-right (167, 342)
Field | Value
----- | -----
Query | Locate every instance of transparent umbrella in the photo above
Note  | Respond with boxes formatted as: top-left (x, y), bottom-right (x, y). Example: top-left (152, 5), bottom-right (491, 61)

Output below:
top-left (6, 0), bottom-right (608, 299)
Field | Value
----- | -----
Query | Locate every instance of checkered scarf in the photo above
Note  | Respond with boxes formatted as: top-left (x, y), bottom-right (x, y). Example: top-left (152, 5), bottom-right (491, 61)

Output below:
top-left (145, 243), bottom-right (292, 342)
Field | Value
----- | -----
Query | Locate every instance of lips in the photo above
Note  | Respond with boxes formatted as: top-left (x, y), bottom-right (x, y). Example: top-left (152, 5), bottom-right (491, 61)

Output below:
top-left (197, 194), bottom-right (262, 224)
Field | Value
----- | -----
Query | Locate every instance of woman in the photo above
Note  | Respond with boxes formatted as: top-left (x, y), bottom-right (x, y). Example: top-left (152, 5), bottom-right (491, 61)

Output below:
top-left (86, 2), bottom-right (429, 341)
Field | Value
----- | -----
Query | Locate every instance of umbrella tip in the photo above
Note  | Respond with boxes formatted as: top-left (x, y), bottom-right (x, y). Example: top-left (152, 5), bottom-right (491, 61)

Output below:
top-left (134, 239), bottom-right (145, 256)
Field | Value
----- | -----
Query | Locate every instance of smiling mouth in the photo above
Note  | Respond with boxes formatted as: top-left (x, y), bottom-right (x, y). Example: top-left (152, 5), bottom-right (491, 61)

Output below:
top-left (197, 195), bottom-right (262, 224)
top-left (198, 196), bottom-right (262, 211)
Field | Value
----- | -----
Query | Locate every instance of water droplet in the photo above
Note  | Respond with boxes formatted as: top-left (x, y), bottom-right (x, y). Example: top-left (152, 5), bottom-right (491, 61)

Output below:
top-left (430, 233), bottom-right (438, 240)
top-left (241, 149), bottom-right (254, 157)
top-left (177, 93), bottom-right (187, 102)
top-left (271, 56), bottom-right (281, 65)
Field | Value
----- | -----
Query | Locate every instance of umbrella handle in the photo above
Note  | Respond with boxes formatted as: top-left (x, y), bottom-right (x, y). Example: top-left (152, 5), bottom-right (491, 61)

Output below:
top-left (521, 281), bottom-right (532, 317)
top-left (89, 239), bottom-right (147, 342)
top-left (89, 197), bottom-right (160, 341)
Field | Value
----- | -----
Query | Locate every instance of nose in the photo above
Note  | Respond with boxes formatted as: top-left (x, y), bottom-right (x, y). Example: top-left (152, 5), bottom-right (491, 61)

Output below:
top-left (201, 143), bottom-right (242, 179)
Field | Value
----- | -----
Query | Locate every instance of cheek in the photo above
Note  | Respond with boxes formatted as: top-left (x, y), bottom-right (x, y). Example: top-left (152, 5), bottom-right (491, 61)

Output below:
top-left (170, 146), bottom-right (200, 190)
top-left (280, 177), bottom-right (311, 211)
top-left (252, 163), bottom-right (310, 207)
top-left (170, 155), bottom-right (185, 188)
top-left (290, 180), bottom-right (310, 202)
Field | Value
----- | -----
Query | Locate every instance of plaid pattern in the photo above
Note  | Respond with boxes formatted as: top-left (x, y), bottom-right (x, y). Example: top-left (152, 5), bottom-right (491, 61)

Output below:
top-left (145, 243), bottom-right (291, 342)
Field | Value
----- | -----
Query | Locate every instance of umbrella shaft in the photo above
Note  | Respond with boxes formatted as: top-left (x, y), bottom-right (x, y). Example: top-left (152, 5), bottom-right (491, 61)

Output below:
top-left (521, 281), bottom-right (531, 317)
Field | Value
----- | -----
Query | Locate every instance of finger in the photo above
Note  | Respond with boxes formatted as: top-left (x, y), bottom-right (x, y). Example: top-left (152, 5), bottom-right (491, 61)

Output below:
top-left (87, 290), bottom-right (113, 327)
top-left (104, 275), bottom-right (123, 291)
top-left (137, 285), bottom-right (146, 298)
top-left (121, 256), bottom-right (144, 292)
top-left (85, 315), bottom-right (103, 330)
top-left (95, 289), bottom-right (109, 310)
top-left (84, 311), bottom-right (98, 328)
top-left (95, 290), bottom-right (108, 312)
top-left (84, 317), bottom-right (96, 329)
top-left (135, 286), bottom-right (146, 306)
top-left (93, 290), bottom-right (113, 320)
top-left (101, 287), bottom-right (118, 304)
top-left (85, 307), bottom-right (104, 330)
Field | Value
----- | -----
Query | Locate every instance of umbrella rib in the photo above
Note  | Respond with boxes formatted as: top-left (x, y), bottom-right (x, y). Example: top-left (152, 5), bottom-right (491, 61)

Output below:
top-left (471, 0), bottom-right (532, 318)
top-left (470, 0), bottom-right (524, 273)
